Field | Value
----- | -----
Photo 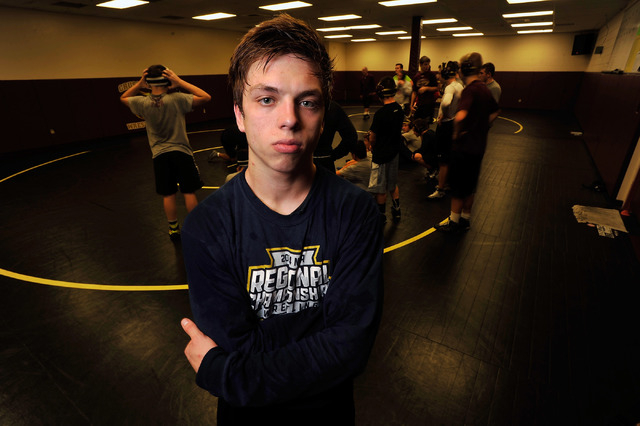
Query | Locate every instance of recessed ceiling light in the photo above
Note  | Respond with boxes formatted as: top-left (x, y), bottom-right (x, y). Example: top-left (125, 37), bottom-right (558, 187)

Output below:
top-left (259, 1), bottom-right (312, 11)
top-left (422, 18), bottom-right (457, 24)
top-left (317, 27), bottom-right (350, 32)
top-left (348, 24), bottom-right (381, 29)
top-left (517, 29), bottom-right (553, 34)
top-left (437, 26), bottom-right (473, 32)
top-left (511, 21), bottom-right (553, 27)
top-left (351, 38), bottom-right (377, 42)
top-left (503, 11), bottom-right (553, 18)
top-left (317, 24), bottom-right (381, 32)
top-left (193, 12), bottom-right (236, 20)
top-left (324, 34), bottom-right (353, 38)
top-left (379, 0), bottom-right (436, 6)
top-left (97, 0), bottom-right (148, 9)
top-left (398, 35), bottom-right (425, 39)
top-left (319, 14), bottom-right (361, 21)
top-left (452, 32), bottom-right (484, 37)
top-left (375, 31), bottom-right (407, 35)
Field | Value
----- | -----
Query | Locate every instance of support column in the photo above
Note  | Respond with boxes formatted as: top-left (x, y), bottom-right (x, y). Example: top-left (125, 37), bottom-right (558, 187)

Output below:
top-left (408, 16), bottom-right (423, 78)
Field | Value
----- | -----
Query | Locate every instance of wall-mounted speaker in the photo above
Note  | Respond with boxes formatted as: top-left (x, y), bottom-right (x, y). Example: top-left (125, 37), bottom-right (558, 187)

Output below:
top-left (572, 33), bottom-right (597, 55)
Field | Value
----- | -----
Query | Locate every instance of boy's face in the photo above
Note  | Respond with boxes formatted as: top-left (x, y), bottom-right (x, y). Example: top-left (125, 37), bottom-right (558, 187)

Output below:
top-left (479, 69), bottom-right (489, 82)
top-left (235, 53), bottom-right (325, 175)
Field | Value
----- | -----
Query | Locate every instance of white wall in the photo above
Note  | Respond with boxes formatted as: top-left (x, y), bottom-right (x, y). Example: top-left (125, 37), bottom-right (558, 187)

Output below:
top-left (587, 0), bottom-right (640, 72)
top-left (1, 7), bottom-right (242, 79)
top-left (2, 4), bottom-right (638, 80)
top-left (342, 33), bottom-right (592, 73)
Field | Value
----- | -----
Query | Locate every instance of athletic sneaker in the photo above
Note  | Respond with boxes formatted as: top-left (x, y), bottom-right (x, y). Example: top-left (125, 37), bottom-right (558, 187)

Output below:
top-left (169, 226), bottom-right (181, 242)
top-left (436, 217), bottom-right (463, 234)
top-left (428, 188), bottom-right (445, 199)
top-left (459, 218), bottom-right (471, 231)
top-left (391, 206), bottom-right (401, 223)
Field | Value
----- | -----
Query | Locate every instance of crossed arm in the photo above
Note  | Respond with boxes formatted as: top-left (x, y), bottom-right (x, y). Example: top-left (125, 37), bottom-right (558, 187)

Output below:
top-left (180, 202), bottom-right (383, 407)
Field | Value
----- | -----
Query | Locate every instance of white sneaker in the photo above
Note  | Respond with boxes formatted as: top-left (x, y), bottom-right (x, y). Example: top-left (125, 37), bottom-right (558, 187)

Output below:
top-left (428, 188), bottom-right (445, 199)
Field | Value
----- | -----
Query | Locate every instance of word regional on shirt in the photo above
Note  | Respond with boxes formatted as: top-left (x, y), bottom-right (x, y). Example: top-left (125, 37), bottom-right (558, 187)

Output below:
top-left (247, 246), bottom-right (330, 319)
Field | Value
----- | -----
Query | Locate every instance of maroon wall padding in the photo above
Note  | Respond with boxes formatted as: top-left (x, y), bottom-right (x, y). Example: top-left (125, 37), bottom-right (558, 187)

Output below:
top-left (335, 71), bottom-right (392, 106)
top-left (0, 74), bottom-right (234, 155)
top-left (574, 72), bottom-right (640, 200)
top-left (333, 70), bottom-right (584, 111)
top-left (496, 71), bottom-right (583, 110)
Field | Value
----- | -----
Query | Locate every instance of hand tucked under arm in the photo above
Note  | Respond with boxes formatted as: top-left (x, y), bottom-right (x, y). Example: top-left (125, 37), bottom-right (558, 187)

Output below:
top-left (181, 318), bottom-right (218, 373)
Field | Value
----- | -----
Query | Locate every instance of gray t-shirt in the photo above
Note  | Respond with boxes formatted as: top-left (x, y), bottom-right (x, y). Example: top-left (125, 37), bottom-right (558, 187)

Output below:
top-left (486, 80), bottom-right (502, 104)
top-left (337, 153), bottom-right (372, 191)
top-left (128, 92), bottom-right (194, 158)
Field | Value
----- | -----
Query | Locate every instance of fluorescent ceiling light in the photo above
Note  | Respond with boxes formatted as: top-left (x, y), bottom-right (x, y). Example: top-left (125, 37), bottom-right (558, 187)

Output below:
top-left (319, 14), bottom-right (361, 21)
top-left (317, 24), bottom-right (380, 32)
top-left (351, 38), bottom-right (376, 42)
top-left (379, 0), bottom-right (436, 6)
top-left (398, 35), bottom-right (425, 39)
top-left (511, 21), bottom-right (553, 27)
top-left (317, 27), bottom-right (349, 32)
top-left (349, 24), bottom-right (381, 29)
top-left (325, 35), bottom-right (353, 39)
top-left (517, 29), bottom-right (553, 34)
top-left (453, 32), bottom-right (484, 37)
top-left (422, 18), bottom-right (457, 24)
top-left (193, 12), bottom-right (236, 20)
top-left (375, 30), bottom-right (407, 35)
top-left (437, 26), bottom-right (473, 31)
top-left (507, 0), bottom-right (549, 3)
top-left (503, 10), bottom-right (553, 18)
top-left (260, 1), bottom-right (312, 11)
top-left (97, 0), bottom-right (147, 9)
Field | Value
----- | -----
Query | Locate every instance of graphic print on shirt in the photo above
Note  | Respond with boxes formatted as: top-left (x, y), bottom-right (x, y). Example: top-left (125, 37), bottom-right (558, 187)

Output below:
top-left (246, 245), bottom-right (330, 319)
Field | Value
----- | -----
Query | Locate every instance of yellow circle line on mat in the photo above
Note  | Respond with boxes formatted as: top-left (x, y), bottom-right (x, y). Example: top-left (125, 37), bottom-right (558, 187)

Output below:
top-left (0, 151), bottom-right (91, 184)
top-left (0, 268), bottom-right (188, 291)
top-left (384, 227), bottom-right (437, 253)
top-left (497, 116), bottom-right (523, 133)
top-left (0, 141), bottom-right (451, 290)
top-left (1, 225), bottom-right (436, 291)
top-left (187, 128), bottom-right (226, 135)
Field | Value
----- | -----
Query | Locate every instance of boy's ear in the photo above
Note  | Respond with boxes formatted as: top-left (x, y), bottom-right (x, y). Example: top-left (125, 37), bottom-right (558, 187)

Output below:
top-left (234, 104), bottom-right (245, 133)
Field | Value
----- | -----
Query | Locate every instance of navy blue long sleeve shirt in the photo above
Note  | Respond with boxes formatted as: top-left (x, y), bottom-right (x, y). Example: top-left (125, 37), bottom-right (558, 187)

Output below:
top-left (182, 167), bottom-right (384, 408)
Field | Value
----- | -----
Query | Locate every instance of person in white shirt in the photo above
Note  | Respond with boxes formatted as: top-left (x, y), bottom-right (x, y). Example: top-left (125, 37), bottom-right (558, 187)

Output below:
top-left (429, 61), bottom-right (464, 199)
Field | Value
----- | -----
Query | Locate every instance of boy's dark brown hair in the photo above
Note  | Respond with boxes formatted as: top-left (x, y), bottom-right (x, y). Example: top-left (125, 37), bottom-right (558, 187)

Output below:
top-left (228, 13), bottom-right (334, 113)
top-left (460, 52), bottom-right (483, 77)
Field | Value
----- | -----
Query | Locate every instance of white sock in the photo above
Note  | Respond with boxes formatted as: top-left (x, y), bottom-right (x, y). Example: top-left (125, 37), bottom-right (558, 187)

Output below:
top-left (450, 212), bottom-right (461, 223)
top-left (461, 212), bottom-right (471, 221)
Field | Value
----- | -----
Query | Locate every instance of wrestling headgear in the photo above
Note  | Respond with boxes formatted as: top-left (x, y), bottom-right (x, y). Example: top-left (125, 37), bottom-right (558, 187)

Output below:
top-left (146, 64), bottom-right (170, 87)
top-left (376, 76), bottom-right (397, 99)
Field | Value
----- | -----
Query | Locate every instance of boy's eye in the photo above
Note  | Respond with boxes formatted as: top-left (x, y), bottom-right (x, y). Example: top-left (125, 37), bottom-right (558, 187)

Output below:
top-left (300, 100), bottom-right (319, 109)
top-left (259, 97), bottom-right (274, 105)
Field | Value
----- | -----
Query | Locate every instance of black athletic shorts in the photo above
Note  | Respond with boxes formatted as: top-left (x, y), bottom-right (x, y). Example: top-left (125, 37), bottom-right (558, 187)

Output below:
top-left (447, 150), bottom-right (483, 199)
top-left (435, 120), bottom-right (453, 163)
top-left (153, 151), bottom-right (203, 195)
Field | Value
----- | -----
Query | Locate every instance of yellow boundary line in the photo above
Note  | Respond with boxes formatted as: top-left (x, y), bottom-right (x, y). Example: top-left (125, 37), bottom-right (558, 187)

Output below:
top-left (0, 114), bottom-right (525, 291)
top-left (0, 151), bottom-right (90, 184)
top-left (0, 268), bottom-right (187, 291)
top-left (384, 227), bottom-right (437, 253)
top-left (497, 116), bottom-right (523, 133)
